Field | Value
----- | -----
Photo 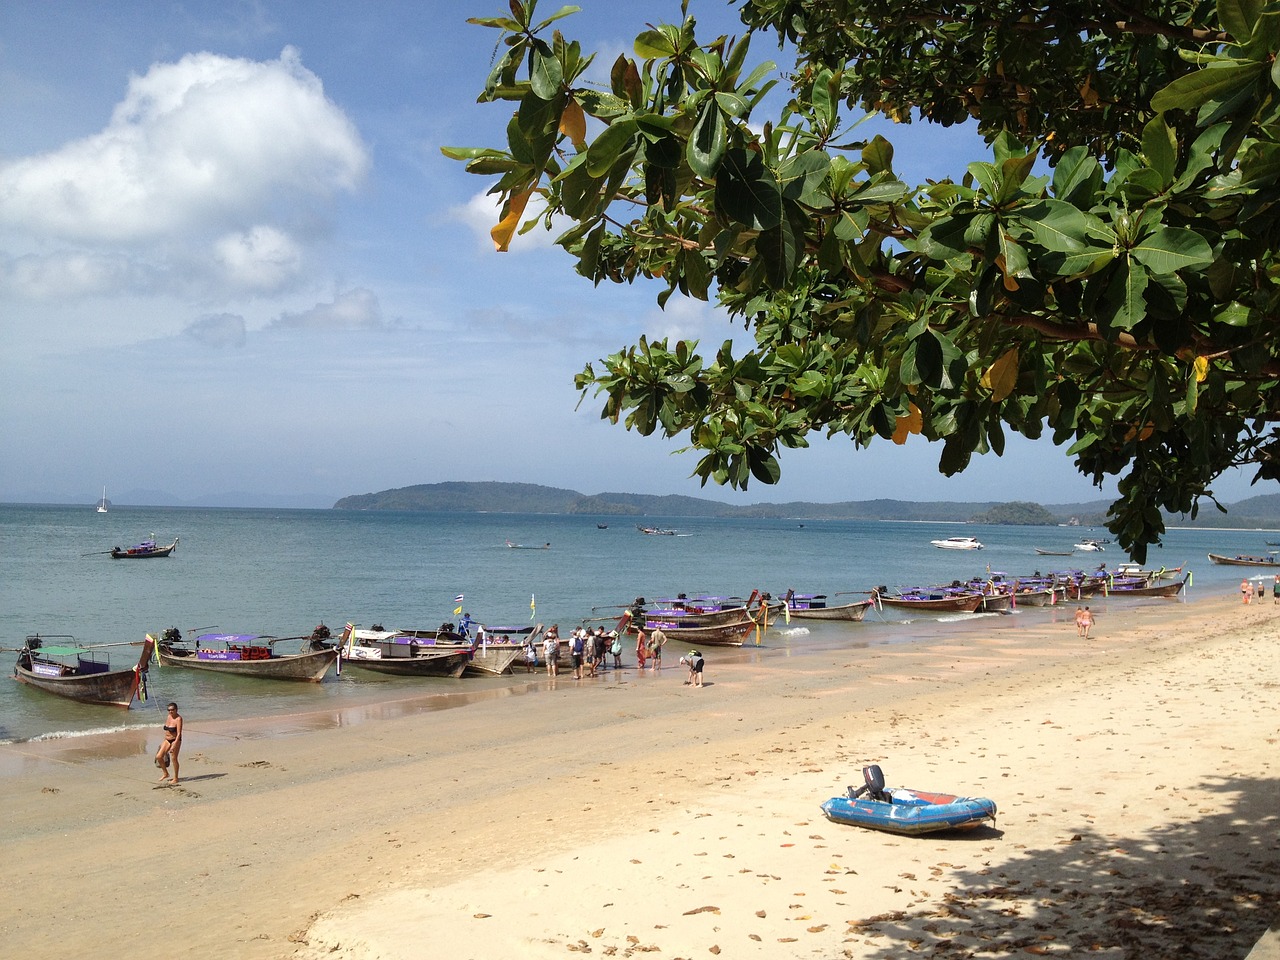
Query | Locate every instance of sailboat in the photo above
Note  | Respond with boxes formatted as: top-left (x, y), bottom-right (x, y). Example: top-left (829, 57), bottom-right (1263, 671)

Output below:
top-left (97, 486), bottom-right (109, 513)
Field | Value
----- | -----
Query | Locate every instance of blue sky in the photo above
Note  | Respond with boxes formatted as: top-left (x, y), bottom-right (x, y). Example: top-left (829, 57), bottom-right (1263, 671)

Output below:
top-left (0, 1), bottom-right (1259, 508)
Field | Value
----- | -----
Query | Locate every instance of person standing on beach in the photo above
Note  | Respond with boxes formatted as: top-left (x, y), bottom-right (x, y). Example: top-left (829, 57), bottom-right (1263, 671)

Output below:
top-left (1273, 576), bottom-right (1279, 605)
top-left (570, 628), bottom-right (585, 680)
top-left (155, 702), bottom-right (183, 785)
top-left (1079, 606), bottom-right (1094, 639)
top-left (1242, 578), bottom-right (1252, 604)
top-left (523, 636), bottom-right (538, 673)
top-left (635, 628), bottom-right (647, 669)
top-left (1074, 606), bottom-right (1085, 637)
top-left (649, 626), bottom-right (666, 670)
top-left (609, 630), bottom-right (622, 669)
top-left (543, 626), bottom-right (560, 677)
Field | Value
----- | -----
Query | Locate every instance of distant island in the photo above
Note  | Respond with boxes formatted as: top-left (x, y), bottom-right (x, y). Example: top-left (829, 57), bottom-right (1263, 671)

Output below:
top-left (332, 481), bottom-right (1280, 529)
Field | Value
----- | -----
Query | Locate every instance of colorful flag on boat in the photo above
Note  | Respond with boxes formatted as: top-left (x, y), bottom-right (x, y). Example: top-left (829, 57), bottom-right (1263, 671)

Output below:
top-left (530, 593), bottom-right (536, 620)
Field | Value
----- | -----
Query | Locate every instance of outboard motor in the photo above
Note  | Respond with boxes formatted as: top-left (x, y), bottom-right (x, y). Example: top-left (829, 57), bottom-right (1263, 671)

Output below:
top-left (162, 626), bottom-right (182, 644)
top-left (848, 764), bottom-right (890, 802)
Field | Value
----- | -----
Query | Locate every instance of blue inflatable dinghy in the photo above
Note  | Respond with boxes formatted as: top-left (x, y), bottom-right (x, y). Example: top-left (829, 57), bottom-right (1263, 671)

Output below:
top-left (821, 764), bottom-right (996, 836)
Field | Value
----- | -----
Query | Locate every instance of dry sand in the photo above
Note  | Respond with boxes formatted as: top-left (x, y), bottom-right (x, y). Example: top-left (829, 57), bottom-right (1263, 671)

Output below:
top-left (2, 593), bottom-right (1277, 959)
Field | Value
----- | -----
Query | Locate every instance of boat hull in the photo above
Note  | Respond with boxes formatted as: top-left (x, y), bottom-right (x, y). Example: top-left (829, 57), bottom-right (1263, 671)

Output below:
top-left (111, 538), bottom-right (178, 559)
top-left (1207, 553), bottom-right (1280, 567)
top-left (786, 601), bottom-right (872, 621)
top-left (873, 592), bottom-right (984, 613)
top-left (157, 645), bottom-right (337, 681)
top-left (650, 619), bottom-right (759, 647)
top-left (820, 790), bottom-right (997, 836)
top-left (12, 637), bottom-right (153, 707)
top-left (1104, 575), bottom-right (1189, 598)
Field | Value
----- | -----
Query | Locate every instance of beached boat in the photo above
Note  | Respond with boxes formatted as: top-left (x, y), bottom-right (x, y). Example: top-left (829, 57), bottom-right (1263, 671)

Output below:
top-left (639, 591), bottom-right (765, 629)
top-left (155, 629), bottom-right (338, 681)
top-left (1207, 552), bottom-right (1280, 567)
top-left (820, 765), bottom-right (997, 836)
top-left (930, 536), bottom-right (983, 550)
top-left (871, 589), bottom-right (984, 613)
top-left (338, 625), bottom-right (471, 677)
top-left (633, 614), bottom-right (760, 647)
top-left (1104, 574), bottom-right (1190, 598)
top-left (781, 591), bottom-right (873, 621)
top-left (389, 624), bottom-right (541, 676)
top-left (111, 537), bottom-right (178, 559)
top-left (13, 635), bottom-right (154, 707)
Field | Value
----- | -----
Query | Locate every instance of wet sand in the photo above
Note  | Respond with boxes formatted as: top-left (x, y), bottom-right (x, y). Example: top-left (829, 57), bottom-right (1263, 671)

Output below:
top-left (2, 593), bottom-right (1277, 958)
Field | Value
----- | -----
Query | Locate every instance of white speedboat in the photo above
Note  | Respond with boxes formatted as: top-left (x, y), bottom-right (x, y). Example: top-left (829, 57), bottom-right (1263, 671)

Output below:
top-left (930, 536), bottom-right (984, 550)
top-left (1075, 539), bottom-right (1105, 552)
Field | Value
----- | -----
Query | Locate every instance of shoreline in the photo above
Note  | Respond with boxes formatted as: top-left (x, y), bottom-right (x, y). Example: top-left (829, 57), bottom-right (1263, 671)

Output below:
top-left (3, 592), bottom-right (1277, 958)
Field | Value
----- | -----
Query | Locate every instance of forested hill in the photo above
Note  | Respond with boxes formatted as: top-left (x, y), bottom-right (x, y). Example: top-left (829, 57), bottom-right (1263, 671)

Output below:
top-left (333, 481), bottom-right (1280, 527)
top-left (333, 482), bottom-right (1108, 524)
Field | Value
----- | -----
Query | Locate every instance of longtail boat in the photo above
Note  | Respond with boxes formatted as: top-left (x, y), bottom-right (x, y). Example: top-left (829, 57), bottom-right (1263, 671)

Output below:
top-left (650, 618), bottom-right (760, 646)
top-left (156, 628), bottom-right (338, 681)
top-left (1103, 574), bottom-right (1190, 598)
top-left (781, 591), bottom-right (873, 621)
top-left (13, 635), bottom-right (154, 707)
top-left (1207, 553), bottom-right (1280, 567)
top-left (338, 625), bottom-right (471, 677)
top-left (111, 537), bottom-right (178, 558)
top-left (871, 589), bottom-right (984, 614)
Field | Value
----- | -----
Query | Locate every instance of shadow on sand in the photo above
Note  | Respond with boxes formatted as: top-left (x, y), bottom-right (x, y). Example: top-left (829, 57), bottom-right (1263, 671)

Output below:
top-left (851, 774), bottom-right (1279, 958)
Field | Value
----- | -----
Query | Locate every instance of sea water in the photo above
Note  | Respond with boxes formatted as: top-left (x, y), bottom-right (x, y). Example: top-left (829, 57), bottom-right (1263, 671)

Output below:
top-left (0, 502), bottom-right (1268, 742)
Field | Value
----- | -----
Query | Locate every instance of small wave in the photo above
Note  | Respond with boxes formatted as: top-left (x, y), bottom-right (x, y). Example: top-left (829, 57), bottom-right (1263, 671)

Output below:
top-left (3, 722), bottom-right (152, 745)
top-left (777, 627), bottom-right (812, 637)
top-left (936, 611), bottom-right (1004, 623)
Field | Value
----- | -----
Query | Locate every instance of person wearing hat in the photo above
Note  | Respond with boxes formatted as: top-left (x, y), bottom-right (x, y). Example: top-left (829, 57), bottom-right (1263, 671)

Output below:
top-left (681, 649), bottom-right (705, 687)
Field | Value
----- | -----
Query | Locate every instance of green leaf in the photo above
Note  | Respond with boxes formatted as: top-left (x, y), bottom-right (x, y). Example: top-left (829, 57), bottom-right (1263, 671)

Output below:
top-left (1218, 0), bottom-right (1262, 42)
top-left (1141, 116), bottom-right (1177, 184)
top-left (531, 45), bottom-right (563, 99)
top-left (716, 147), bottom-right (782, 230)
top-left (688, 100), bottom-right (726, 179)
top-left (1150, 61), bottom-right (1266, 113)
top-left (862, 135), bottom-right (894, 175)
top-left (1013, 199), bottom-right (1097, 252)
top-left (585, 117), bottom-right (638, 177)
top-left (634, 28), bottom-right (676, 59)
top-left (778, 150), bottom-right (830, 204)
top-left (1130, 227), bottom-right (1214, 274)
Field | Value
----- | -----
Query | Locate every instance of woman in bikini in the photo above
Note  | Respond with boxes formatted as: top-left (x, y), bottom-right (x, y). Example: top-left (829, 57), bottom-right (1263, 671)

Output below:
top-left (155, 702), bottom-right (183, 785)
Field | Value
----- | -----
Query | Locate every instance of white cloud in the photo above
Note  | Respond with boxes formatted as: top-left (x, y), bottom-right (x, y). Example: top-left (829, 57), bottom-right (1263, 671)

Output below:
top-left (271, 287), bottom-right (383, 331)
top-left (212, 225), bottom-right (302, 293)
top-left (0, 251), bottom-right (145, 299)
top-left (0, 47), bottom-right (367, 244)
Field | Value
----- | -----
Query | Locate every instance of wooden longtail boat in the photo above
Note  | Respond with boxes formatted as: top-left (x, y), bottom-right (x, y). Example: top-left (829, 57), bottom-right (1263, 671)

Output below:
top-left (650, 619), bottom-right (760, 646)
top-left (111, 537), bottom-right (178, 558)
top-left (338, 625), bottom-right (470, 677)
top-left (156, 630), bottom-right (338, 681)
top-left (1207, 553), bottom-right (1280, 567)
top-left (641, 590), bottom-right (764, 629)
top-left (1034, 547), bottom-right (1075, 556)
top-left (871, 589), bottom-right (984, 613)
top-left (781, 591), bottom-right (873, 621)
top-left (820, 765), bottom-right (997, 836)
top-left (1104, 574), bottom-right (1190, 598)
top-left (13, 635), bottom-right (154, 707)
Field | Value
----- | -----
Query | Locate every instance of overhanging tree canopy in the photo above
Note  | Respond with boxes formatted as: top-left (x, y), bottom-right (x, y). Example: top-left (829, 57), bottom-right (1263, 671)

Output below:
top-left (444, 0), bottom-right (1280, 560)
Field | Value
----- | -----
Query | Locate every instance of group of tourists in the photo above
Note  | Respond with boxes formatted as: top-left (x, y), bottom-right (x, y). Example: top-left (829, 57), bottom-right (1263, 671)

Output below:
top-left (520, 623), bottom-right (703, 685)
top-left (1239, 576), bottom-right (1280, 604)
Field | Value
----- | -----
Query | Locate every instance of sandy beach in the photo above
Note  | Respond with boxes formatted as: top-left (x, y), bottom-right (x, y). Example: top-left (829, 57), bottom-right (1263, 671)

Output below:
top-left (3, 593), bottom-right (1277, 959)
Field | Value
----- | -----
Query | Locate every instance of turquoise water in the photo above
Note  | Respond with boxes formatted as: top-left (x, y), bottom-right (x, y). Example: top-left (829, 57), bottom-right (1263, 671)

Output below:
top-left (1, 502), bottom-right (1268, 742)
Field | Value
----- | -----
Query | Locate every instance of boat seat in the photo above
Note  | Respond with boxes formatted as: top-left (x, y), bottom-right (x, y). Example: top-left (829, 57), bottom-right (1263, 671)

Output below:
top-left (848, 764), bottom-right (891, 803)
